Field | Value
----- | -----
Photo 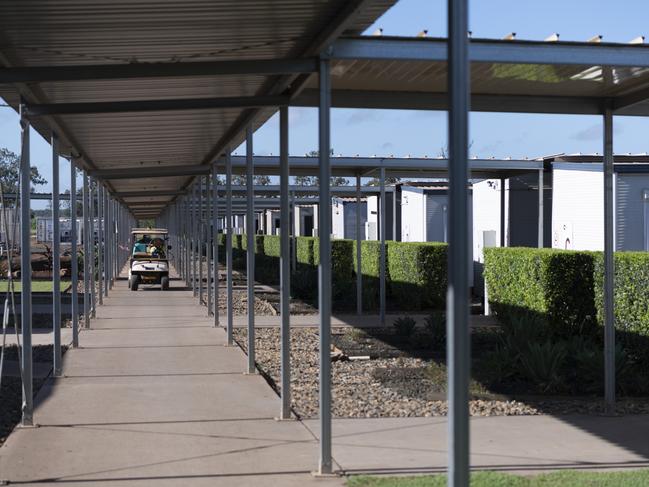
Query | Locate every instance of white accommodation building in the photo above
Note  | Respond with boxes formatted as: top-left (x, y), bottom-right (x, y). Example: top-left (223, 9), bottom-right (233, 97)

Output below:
top-left (550, 154), bottom-right (649, 251)
top-left (332, 197), bottom-right (367, 240)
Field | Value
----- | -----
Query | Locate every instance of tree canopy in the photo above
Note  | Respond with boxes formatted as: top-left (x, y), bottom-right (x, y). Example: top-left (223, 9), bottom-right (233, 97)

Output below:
top-left (0, 148), bottom-right (47, 194)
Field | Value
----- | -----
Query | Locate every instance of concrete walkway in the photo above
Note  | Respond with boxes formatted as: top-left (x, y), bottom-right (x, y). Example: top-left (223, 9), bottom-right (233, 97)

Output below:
top-left (2, 272), bottom-right (649, 485)
top-left (0, 274), bottom-right (342, 486)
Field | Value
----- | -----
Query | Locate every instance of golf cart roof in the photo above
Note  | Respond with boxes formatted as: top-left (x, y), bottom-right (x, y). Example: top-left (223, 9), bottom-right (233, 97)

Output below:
top-left (131, 228), bottom-right (168, 235)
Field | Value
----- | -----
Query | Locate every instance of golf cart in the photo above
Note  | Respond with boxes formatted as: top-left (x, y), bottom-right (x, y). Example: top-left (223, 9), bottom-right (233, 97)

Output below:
top-left (128, 228), bottom-right (170, 291)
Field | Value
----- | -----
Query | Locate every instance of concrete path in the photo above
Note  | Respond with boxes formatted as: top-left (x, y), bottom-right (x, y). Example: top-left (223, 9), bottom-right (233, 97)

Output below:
top-left (0, 274), bottom-right (342, 486)
top-left (304, 415), bottom-right (649, 476)
top-left (2, 271), bottom-right (649, 484)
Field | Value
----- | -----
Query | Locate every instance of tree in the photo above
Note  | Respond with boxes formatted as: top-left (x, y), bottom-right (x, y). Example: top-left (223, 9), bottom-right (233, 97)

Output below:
top-left (294, 175), bottom-right (317, 186)
top-left (298, 150), bottom-right (349, 186)
top-left (230, 175), bottom-right (271, 186)
top-left (365, 176), bottom-right (401, 186)
top-left (0, 148), bottom-right (47, 194)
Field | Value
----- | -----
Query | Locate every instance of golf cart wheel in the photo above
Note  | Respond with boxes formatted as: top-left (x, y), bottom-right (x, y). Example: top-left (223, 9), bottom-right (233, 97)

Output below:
top-left (130, 275), bottom-right (139, 291)
top-left (161, 276), bottom-right (170, 290)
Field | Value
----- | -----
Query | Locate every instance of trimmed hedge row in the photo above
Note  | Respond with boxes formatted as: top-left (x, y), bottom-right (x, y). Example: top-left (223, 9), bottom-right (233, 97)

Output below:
top-left (484, 247), bottom-right (597, 337)
top-left (214, 234), bottom-right (448, 311)
top-left (485, 247), bottom-right (649, 365)
top-left (388, 242), bottom-right (447, 310)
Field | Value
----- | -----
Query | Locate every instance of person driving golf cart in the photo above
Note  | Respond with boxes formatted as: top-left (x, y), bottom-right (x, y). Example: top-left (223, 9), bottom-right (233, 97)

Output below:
top-left (133, 235), bottom-right (150, 255)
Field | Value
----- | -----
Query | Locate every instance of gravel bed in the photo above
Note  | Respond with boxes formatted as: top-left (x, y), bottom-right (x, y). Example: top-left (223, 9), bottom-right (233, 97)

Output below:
top-left (0, 344), bottom-right (64, 446)
top-left (234, 328), bottom-right (649, 418)
top-left (217, 289), bottom-right (276, 316)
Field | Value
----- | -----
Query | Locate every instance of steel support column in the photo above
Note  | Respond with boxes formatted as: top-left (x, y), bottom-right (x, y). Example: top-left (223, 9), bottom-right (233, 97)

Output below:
top-left (603, 104), bottom-right (616, 412)
top-left (82, 172), bottom-right (90, 328)
top-left (317, 56), bottom-right (332, 475)
top-left (97, 184), bottom-right (103, 305)
top-left (199, 177), bottom-right (204, 305)
top-left (245, 126), bottom-right (256, 374)
top-left (51, 134), bottom-right (62, 376)
top-left (213, 161), bottom-right (219, 326)
top-left (19, 102), bottom-right (33, 426)
top-left (279, 105), bottom-right (291, 419)
top-left (70, 160), bottom-right (79, 347)
top-left (206, 174), bottom-right (212, 316)
top-left (379, 167), bottom-right (386, 325)
top-left (447, 0), bottom-right (471, 484)
top-left (226, 150), bottom-right (234, 345)
top-left (538, 168), bottom-right (544, 248)
top-left (192, 181), bottom-right (198, 297)
top-left (89, 180), bottom-right (96, 318)
top-left (356, 173), bottom-right (362, 315)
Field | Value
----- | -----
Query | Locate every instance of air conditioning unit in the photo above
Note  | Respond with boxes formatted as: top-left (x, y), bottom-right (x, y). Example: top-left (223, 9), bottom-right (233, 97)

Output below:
top-left (365, 222), bottom-right (377, 240)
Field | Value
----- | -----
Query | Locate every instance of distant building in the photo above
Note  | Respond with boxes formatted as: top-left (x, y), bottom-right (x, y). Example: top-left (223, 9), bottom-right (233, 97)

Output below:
top-left (550, 154), bottom-right (649, 251)
top-left (332, 197), bottom-right (367, 240)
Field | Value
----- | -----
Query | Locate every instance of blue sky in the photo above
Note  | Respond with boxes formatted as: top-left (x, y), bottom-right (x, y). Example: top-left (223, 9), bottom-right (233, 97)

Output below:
top-left (2, 0), bottom-right (649, 207)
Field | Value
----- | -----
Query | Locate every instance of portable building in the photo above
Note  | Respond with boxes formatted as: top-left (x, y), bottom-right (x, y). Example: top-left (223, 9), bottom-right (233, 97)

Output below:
top-left (551, 155), bottom-right (649, 251)
top-left (35, 216), bottom-right (91, 244)
top-left (0, 207), bottom-right (19, 247)
top-left (332, 197), bottom-right (367, 240)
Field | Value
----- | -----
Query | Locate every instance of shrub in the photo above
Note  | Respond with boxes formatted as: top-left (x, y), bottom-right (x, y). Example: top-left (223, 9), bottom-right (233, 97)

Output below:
top-left (484, 247), bottom-right (597, 337)
top-left (314, 239), bottom-right (354, 303)
top-left (424, 310), bottom-right (446, 350)
top-left (593, 252), bottom-right (649, 368)
top-left (352, 240), bottom-right (382, 310)
top-left (388, 242), bottom-right (447, 310)
top-left (296, 236), bottom-right (316, 265)
top-left (393, 315), bottom-right (417, 336)
top-left (520, 341), bottom-right (567, 393)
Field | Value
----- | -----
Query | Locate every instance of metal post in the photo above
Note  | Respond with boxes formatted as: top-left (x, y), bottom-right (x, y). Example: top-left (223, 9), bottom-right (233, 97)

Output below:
top-left (226, 150), bottom-right (234, 345)
top-left (104, 190), bottom-right (113, 297)
top-left (192, 181), bottom-right (198, 297)
top-left (246, 125), bottom-right (256, 374)
top-left (97, 184), bottom-right (103, 305)
top-left (51, 134), bottom-right (62, 376)
top-left (447, 0), bottom-right (471, 483)
top-left (279, 105), bottom-right (291, 419)
top-left (380, 167), bottom-right (386, 325)
top-left (89, 180), bottom-right (96, 318)
top-left (317, 56), bottom-right (332, 475)
top-left (356, 174), bottom-right (362, 315)
top-left (206, 174), bottom-right (212, 316)
top-left (70, 160), bottom-right (79, 347)
top-left (19, 102), bottom-right (33, 426)
top-left (213, 161), bottom-right (219, 326)
top-left (199, 176), bottom-right (204, 305)
top-left (499, 178), bottom-right (506, 247)
top-left (82, 171), bottom-right (90, 328)
top-left (603, 104), bottom-right (616, 412)
top-left (538, 169), bottom-right (544, 248)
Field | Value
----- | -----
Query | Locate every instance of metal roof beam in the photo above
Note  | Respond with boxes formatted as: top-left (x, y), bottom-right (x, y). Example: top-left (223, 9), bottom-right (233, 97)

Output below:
top-left (88, 165), bottom-right (210, 179)
top-left (293, 89), bottom-right (602, 115)
top-left (0, 58), bottom-right (318, 84)
top-left (25, 95), bottom-right (290, 116)
top-left (115, 190), bottom-right (185, 198)
top-left (332, 36), bottom-right (649, 67)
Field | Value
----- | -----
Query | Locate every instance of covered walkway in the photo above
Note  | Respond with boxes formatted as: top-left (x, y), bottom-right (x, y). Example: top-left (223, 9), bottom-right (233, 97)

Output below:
top-left (0, 268), bottom-right (341, 486)
top-left (3, 271), bottom-right (649, 485)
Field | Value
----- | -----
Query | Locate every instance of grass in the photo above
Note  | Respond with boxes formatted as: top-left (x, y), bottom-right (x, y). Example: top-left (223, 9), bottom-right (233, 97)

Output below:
top-left (0, 281), bottom-right (71, 292)
top-left (347, 470), bottom-right (649, 487)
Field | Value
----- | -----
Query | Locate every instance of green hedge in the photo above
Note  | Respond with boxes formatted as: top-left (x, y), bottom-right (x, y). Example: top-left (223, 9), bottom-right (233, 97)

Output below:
top-left (594, 252), bottom-right (649, 365)
top-left (212, 232), bottom-right (451, 312)
top-left (353, 241), bottom-right (382, 309)
top-left (484, 247), bottom-right (597, 336)
top-left (388, 242), bottom-right (447, 310)
top-left (296, 237), bottom-right (316, 264)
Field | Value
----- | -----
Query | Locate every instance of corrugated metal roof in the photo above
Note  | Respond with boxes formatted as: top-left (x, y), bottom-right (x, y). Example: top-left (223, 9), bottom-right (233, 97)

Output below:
top-left (0, 0), bottom-right (396, 215)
